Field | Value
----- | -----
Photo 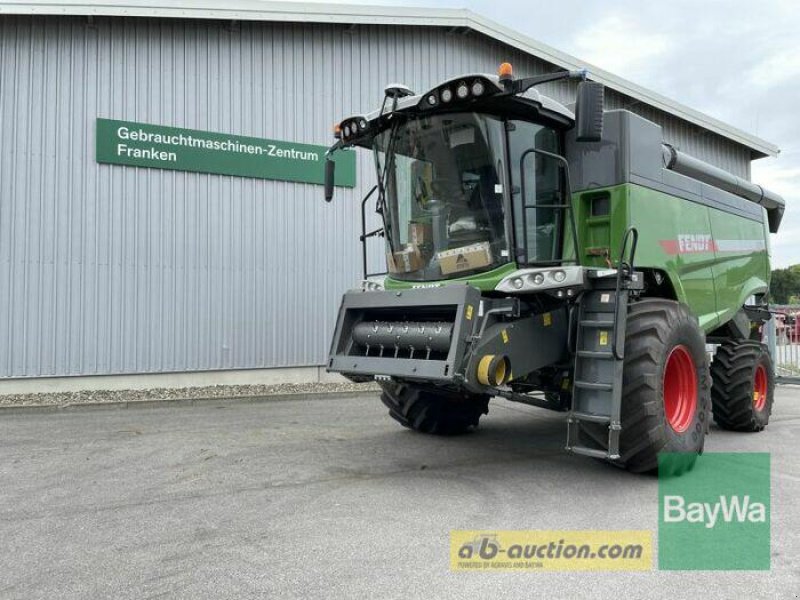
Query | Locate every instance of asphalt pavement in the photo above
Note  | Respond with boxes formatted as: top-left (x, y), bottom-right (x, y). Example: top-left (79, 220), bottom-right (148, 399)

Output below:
top-left (1, 388), bottom-right (799, 599)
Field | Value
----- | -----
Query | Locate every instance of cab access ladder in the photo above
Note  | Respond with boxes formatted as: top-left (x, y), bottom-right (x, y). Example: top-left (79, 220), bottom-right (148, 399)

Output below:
top-left (566, 229), bottom-right (640, 461)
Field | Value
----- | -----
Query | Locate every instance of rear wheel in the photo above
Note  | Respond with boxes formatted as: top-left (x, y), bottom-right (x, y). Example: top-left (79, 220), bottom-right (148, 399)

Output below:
top-left (379, 381), bottom-right (490, 435)
top-left (616, 299), bottom-right (711, 474)
top-left (710, 340), bottom-right (774, 431)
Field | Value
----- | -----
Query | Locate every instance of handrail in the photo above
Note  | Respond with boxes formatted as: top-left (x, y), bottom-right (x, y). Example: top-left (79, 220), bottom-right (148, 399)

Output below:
top-left (517, 147), bottom-right (580, 267)
top-left (612, 227), bottom-right (639, 360)
top-left (359, 185), bottom-right (379, 278)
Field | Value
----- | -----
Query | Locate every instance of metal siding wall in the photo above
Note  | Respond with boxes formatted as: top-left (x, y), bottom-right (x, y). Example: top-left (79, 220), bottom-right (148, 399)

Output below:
top-left (0, 16), bottom-right (753, 377)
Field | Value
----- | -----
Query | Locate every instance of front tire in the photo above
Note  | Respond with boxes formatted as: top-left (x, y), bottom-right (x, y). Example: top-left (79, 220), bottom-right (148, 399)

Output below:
top-left (710, 340), bottom-right (774, 431)
top-left (617, 299), bottom-right (711, 474)
top-left (379, 381), bottom-right (490, 435)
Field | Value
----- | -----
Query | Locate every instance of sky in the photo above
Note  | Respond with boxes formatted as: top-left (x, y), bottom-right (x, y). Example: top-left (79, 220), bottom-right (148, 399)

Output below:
top-left (302, 0), bottom-right (800, 267)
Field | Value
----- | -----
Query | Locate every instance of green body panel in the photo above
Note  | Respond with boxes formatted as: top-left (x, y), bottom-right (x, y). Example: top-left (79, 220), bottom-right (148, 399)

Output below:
top-left (381, 183), bottom-right (769, 334)
top-left (384, 262), bottom-right (518, 292)
top-left (574, 183), bottom-right (769, 332)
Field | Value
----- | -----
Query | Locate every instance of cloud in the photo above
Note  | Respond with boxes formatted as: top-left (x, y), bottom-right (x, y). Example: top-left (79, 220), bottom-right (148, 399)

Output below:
top-left (769, 232), bottom-right (800, 269)
top-left (752, 154), bottom-right (800, 267)
top-left (747, 51), bottom-right (800, 89)
top-left (752, 160), bottom-right (800, 195)
top-left (570, 15), bottom-right (673, 79)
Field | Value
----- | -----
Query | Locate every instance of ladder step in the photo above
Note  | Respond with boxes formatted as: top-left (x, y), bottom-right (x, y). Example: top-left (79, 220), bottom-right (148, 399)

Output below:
top-left (576, 350), bottom-right (614, 359)
top-left (580, 320), bottom-right (614, 328)
top-left (570, 411), bottom-right (611, 424)
top-left (571, 284), bottom-right (629, 463)
top-left (573, 380), bottom-right (613, 391)
top-left (568, 446), bottom-right (610, 460)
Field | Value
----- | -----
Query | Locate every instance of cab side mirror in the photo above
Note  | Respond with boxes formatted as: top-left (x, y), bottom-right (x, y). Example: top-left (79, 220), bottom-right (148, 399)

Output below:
top-left (575, 81), bottom-right (605, 142)
top-left (324, 159), bottom-right (336, 202)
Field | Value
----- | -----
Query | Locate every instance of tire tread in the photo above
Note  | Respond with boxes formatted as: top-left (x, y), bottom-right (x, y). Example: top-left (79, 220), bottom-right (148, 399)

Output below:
top-left (617, 299), bottom-right (711, 474)
top-left (710, 340), bottom-right (773, 432)
top-left (379, 382), bottom-right (490, 435)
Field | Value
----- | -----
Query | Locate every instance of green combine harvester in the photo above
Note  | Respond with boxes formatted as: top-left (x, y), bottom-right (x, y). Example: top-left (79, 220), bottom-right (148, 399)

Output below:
top-left (323, 63), bottom-right (785, 473)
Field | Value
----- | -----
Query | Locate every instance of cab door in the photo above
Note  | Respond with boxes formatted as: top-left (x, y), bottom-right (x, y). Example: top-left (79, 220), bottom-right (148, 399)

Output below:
top-left (507, 120), bottom-right (564, 265)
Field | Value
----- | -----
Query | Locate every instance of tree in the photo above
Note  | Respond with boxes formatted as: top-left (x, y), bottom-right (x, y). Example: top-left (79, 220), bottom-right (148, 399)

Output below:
top-left (770, 266), bottom-right (800, 304)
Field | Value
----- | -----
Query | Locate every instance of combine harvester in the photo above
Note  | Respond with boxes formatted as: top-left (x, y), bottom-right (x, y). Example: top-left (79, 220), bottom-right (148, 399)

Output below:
top-left (323, 63), bottom-right (784, 473)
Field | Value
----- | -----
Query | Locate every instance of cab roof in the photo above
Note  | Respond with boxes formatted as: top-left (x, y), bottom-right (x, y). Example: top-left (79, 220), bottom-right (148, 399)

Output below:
top-left (336, 74), bottom-right (575, 149)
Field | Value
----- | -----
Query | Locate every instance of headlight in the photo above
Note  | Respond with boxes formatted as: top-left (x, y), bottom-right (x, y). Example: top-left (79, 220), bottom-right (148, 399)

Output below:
top-left (495, 267), bottom-right (584, 294)
top-left (426, 93), bottom-right (437, 106)
top-left (456, 82), bottom-right (469, 99)
top-left (359, 119), bottom-right (367, 130)
top-left (343, 125), bottom-right (351, 137)
top-left (471, 80), bottom-right (485, 96)
top-left (361, 278), bottom-right (385, 292)
top-left (440, 88), bottom-right (453, 103)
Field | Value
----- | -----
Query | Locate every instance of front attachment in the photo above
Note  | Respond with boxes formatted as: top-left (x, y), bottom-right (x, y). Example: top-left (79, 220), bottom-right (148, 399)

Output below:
top-left (327, 286), bottom-right (481, 384)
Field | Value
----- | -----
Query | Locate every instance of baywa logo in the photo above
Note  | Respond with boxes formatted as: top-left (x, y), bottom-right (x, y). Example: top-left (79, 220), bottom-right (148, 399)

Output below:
top-left (658, 453), bottom-right (771, 570)
top-left (663, 494), bottom-right (767, 529)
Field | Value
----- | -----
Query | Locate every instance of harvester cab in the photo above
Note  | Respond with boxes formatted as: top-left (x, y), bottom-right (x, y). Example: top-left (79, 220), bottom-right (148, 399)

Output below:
top-left (323, 63), bottom-right (784, 474)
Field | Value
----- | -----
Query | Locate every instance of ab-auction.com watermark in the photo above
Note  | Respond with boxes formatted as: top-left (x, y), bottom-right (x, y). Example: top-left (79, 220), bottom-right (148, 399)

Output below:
top-left (452, 453), bottom-right (771, 572)
top-left (450, 531), bottom-right (652, 571)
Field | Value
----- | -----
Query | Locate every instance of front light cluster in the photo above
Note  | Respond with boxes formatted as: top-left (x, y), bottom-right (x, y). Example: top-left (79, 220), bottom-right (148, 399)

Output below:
top-left (422, 78), bottom-right (489, 109)
top-left (497, 267), bottom-right (584, 295)
top-left (360, 278), bottom-right (385, 292)
top-left (338, 117), bottom-right (369, 141)
top-left (512, 270), bottom-right (567, 289)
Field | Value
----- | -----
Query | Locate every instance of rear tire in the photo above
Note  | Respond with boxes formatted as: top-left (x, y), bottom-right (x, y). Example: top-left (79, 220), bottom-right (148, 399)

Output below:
top-left (710, 340), bottom-right (774, 431)
top-left (379, 381), bottom-right (490, 435)
top-left (616, 299), bottom-right (711, 474)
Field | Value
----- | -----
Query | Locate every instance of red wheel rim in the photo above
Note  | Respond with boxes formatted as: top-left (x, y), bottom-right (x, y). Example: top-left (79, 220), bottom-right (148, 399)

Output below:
top-left (753, 364), bottom-right (768, 411)
top-left (663, 345), bottom-right (698, 433)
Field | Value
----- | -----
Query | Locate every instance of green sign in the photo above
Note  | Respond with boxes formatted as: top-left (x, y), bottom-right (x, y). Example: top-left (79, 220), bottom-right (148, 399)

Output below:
top-left (659, 452), bottom-right (770, 570)
top-left (96, 118), bottom-right (356, 187)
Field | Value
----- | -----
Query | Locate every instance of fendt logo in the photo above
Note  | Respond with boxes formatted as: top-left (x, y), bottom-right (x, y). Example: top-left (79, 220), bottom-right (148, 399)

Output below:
top-left (659, 235), bottom-right (767, 255)
top-left (663, 495), bottom-right (767, 529)
top-left (679, 234), bottom-right (715, 253)
top-left (660, 234), bottom-right (716, 254)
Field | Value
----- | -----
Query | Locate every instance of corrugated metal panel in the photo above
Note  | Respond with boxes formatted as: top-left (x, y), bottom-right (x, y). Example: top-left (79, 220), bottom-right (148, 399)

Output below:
top-left (0, 0), bottom-right (780, 158)
top-left (0, 16), bottom-right (755, 377)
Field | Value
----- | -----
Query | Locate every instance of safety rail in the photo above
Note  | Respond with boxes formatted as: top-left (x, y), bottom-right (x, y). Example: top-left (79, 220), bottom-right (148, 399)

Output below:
top-left (766, 313), bottom-right (800, 384)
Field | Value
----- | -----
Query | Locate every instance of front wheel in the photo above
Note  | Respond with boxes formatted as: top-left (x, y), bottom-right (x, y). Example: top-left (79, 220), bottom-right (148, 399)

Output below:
top-left (379, 381), bottom-right (490, 435)
top-left (616, 299), bottom-right (711, 474)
